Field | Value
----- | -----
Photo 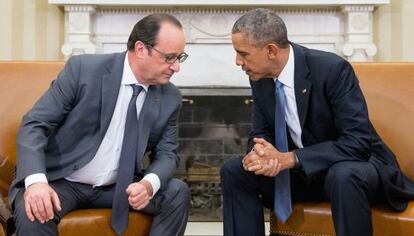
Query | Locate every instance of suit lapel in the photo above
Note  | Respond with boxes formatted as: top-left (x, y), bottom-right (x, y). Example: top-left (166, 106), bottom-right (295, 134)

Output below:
top-left (292, 43), bottom-right (312, 129)
top-left (100, 52), bottom-right (126, 139)
top-left (136, 85), bottom-right (161, 167)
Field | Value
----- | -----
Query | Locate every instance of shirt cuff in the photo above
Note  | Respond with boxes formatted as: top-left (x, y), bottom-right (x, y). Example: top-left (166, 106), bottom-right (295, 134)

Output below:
top-left (294, 151), bottom-right (302, 169)
top-left (25, 173), bottom-right (48, 189)
top-left (143, 173), bottom-right (160, 198)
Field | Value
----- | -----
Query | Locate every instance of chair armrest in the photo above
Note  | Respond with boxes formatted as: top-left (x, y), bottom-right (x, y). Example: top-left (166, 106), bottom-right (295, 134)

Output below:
top-left (0, 195), bottom-right (12, 236)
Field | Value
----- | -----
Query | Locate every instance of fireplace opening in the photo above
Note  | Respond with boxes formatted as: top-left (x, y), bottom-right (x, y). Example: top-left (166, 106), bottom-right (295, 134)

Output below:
top-left (176, 95), bottom-right (253, 221)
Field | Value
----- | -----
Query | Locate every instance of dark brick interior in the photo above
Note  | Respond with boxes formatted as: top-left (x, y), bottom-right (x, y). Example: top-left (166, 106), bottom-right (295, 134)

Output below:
top-left (176, 96), bottom-right (253, 178)
top-left (175, 95), bottom-right (253, 221)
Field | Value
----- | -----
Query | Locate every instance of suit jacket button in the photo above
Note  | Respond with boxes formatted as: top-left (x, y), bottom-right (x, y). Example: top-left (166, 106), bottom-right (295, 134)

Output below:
top-left (73, 165), bottom-right (79, 170)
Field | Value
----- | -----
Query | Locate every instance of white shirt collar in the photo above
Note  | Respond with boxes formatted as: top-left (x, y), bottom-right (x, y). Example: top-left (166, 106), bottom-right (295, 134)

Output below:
top-left (122, 52), bottom-right (149, 91)
top-left (275, 44), bottom-right (295, 89)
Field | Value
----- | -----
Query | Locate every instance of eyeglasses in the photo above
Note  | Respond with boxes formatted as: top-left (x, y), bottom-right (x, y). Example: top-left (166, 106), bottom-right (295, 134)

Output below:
top-left (146, 45), bottom-right (188, 64)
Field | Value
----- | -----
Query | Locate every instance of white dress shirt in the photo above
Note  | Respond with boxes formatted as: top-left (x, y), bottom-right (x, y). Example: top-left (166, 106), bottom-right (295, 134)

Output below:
top-left (275, 45), bottom-right (304, 149)
top-left (25, 53), bottom-right (161, 197)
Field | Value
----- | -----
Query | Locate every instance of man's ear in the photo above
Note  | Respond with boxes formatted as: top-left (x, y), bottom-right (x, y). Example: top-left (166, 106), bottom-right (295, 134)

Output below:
top-left (266, 43), bottom-right (278, 59)
top-left (134, 41), bottom-right (146, 58)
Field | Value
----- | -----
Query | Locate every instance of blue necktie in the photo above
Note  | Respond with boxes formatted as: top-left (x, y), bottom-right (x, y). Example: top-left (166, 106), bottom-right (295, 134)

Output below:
top-left (112, 84), bottom-right (143, 235)
top-left (274, 80), bottom-right (292, 223)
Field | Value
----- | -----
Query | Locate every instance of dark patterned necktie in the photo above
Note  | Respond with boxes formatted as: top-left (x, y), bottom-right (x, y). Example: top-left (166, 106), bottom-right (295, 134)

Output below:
top-left (274, 80), bottom-right (292, 223)
top-left (112, 84), bottom-right (143, 235)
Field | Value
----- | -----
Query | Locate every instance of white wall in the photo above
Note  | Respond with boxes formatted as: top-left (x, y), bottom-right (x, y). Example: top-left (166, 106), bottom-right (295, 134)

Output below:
top-left (1, 0), bottom-right (413, 61)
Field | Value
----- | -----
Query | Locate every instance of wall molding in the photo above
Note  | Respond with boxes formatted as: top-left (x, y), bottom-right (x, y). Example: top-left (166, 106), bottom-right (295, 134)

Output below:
top-left (49, 0), bottom-right (389, 87)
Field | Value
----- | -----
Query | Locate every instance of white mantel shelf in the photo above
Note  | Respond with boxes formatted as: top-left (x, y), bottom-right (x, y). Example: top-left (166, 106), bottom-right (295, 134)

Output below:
top-left (49, 0), bottom-right (389, 87)
top-left (49, 0), bottom-right (389, 6)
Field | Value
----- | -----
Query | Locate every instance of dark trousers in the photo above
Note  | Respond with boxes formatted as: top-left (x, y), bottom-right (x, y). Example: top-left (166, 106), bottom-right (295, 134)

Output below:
top-left (220, 157), bottom-right (381, 236)
top-left (13, 178), bottom-right (190, 236)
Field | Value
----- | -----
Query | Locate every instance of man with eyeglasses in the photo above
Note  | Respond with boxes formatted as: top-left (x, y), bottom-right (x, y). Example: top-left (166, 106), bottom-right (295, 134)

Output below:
top-left (9, 13), bottom-right (190, 236)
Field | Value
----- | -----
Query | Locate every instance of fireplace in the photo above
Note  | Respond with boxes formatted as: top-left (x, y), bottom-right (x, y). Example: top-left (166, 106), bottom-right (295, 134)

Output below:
top-left (177, 93), bottom-right (252, 220)
top-left (49, 0), bottom-right (389, 222)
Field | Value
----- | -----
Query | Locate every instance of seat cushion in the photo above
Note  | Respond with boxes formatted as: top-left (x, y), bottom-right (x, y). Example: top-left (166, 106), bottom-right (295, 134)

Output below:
top-left (270, 201), bottom-right (414, 236)
top-left (59, 209), bottom-right (152, 236)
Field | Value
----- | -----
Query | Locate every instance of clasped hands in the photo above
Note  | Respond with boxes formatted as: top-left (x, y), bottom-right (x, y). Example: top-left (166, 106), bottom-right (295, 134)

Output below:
top-left (242, 137), bottom-right (295, 177)
top-left (24, 180), bottom-right (153, 223)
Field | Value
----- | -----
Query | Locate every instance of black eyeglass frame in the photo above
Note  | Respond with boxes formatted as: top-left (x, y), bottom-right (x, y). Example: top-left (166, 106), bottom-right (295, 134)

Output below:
top-left (146, 45), bottom-right (188, 64)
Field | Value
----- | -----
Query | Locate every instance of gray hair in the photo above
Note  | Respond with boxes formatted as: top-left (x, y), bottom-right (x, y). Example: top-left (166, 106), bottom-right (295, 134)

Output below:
top-left (232, 8), bottom-right (289, 48)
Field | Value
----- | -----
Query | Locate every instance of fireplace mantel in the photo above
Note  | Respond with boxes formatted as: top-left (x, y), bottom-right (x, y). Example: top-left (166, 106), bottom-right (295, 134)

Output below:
top-left (49, 0), bottom-right (389, 88)
top-left (49, 0), bottom-right (388, 6)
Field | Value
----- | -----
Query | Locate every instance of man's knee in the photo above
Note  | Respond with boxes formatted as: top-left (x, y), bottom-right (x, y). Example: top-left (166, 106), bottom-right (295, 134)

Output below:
top-left (166, 179), bottom-right (190, 206)
top-left (220, 158), bottom-right (242, 183)
top-left (13, 196), bottom-right (57, 235)
top-left (325, 161), bottom-right (378, 195)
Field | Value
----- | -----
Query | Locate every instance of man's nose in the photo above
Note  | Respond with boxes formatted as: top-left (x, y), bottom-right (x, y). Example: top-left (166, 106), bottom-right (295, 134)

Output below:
top-left (235, 55), bottom-right (243, 66)
top-left (170, 60), bottom-right (180, 72)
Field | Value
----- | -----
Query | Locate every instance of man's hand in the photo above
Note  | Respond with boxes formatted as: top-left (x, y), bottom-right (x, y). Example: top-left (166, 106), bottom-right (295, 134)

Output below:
top-left (126, 180), bottom-right (153, 211)
top-left (243, 138), bottom-right (296, 177)
top-left (24, 183), bottom-right (61, 223)
top-left (242, 146), bottom-right (262, 171)
top-left (243, 144), bottom-right (282, 177)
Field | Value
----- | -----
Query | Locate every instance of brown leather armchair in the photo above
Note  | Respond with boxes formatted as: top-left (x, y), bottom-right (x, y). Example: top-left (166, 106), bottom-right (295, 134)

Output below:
top-left (0, 62), bottom-right (152, 236)
top-left (270, 63), bottom-right (414, 236)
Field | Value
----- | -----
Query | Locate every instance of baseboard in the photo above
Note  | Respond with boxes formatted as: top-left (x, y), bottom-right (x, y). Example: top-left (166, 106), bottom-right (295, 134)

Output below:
top-left (185, 222), bottom-right (270, 236)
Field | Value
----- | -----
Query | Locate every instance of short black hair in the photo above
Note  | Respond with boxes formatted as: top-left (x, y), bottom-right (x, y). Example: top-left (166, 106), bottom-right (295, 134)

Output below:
top-left (232, 8), bottom-right (288, 48)
top-left (127, 13), bottom-right (182, 51)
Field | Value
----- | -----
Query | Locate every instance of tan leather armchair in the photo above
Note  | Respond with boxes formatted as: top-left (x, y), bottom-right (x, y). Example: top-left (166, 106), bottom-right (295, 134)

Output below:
top-left (0, 62), bottom-right (152, 236)
top-left (270, 63), bottom-right (414, 236)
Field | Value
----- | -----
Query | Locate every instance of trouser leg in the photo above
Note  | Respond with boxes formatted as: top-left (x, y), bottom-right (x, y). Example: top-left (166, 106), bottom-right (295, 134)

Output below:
top-left (220, 157), bottom-right (274, 236)
top-left (12, 179), bottom-right (90, 236)
top-left (85, 177), bottom-right (190, 236)
top-left (141, 178), bottom-right (190, 236)
top-left (324, 161), bottom-right (380, 236)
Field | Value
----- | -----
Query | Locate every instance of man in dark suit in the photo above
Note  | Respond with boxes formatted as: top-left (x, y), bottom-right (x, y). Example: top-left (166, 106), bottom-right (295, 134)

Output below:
top-left (9, 13), bottom-right (190, 236)
top-left (221, 8), bottom-right (414, 236)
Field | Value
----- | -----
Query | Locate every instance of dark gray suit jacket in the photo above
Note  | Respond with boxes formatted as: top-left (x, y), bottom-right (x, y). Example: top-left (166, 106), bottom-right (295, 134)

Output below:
top-left (9, 52), bottom-right (182, 207)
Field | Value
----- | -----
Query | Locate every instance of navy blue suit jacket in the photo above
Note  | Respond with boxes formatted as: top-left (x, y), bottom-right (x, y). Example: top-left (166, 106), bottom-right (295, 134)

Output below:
top-left (249, 43), bottom-right (414, 211)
